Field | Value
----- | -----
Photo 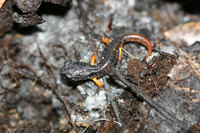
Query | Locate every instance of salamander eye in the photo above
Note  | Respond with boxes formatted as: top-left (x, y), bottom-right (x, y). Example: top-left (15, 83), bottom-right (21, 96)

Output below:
top-left (74, 69), bottom-right (82, 75)
top-left (68, 68), bottom-right (85, 76)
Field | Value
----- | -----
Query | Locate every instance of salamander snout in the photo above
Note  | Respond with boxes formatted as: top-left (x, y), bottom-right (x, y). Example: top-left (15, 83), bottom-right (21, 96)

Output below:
top-left (60, 61), bottom-right (92, 81)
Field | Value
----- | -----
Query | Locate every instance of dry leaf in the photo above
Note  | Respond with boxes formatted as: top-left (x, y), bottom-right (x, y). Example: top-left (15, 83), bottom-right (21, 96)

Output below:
top-left (164, 22), bottom-right (200, 46)
top-left (0, 0), bottom-right (6, 10)
top-left (168, 49), bottom-right (200, 80)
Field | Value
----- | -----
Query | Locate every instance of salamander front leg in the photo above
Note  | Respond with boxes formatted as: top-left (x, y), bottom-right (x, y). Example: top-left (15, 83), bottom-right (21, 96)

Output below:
top-left (102, 37), bottom-right (123, 60)
top-left (101, 37), bottom-right (112, 45)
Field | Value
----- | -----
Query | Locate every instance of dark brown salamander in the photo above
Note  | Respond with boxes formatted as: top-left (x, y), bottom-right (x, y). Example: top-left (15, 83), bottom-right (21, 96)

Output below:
top-left (60, 34), bottom-right (152, 82)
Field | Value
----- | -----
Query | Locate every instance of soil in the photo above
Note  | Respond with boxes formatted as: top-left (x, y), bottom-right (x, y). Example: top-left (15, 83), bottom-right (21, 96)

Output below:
top-left (0, 0), bottom-right (200, 132)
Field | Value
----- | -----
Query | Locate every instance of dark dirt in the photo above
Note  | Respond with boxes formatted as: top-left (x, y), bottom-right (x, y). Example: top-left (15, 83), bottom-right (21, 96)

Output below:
top-left (126, 51), bottom-right (177, 97)
top-left (0, 0), bottom-right (200, 133)
top-left (0, 0), bottom-right (13, 36)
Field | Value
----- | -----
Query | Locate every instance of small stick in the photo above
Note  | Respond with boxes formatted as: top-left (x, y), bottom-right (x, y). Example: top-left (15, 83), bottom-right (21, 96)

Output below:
top-left (122, 47), bottom-right (134, 58)
top-left (113, 71), bottom-right (177, 123)
top-left (103, 77), bottom-right (122, 126)
top-left (82, 118), bottom-right (122, 133)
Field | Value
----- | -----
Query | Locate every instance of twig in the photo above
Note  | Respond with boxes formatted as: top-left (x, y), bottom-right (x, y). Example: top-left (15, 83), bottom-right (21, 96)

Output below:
top-left (122, 47), bottom-right (134, 58)
top-left (13, 65), bottom-right (78, 132)
top-left (103, 77), bottom-right (122, 126)
top-left (112, 71), bottom-right (181, 124)
top-left (3, 37), bottom-right (20, 85)
top-left (184, 54), bottom-right (200, 79)
top-left (63, 98), bottom-right (78, 133)
top-left (14, 65), bottom-right (38, 85)
top-left (138, 107), bottom-right (150, 130)
top-left (37, 45), bottom-right (78, 132)
top-left (82, 118), bottom-right (122, 133)
top-left (37, 46), bottom-right (57, 84)
top-left (98, 119), bottom-right (114, 133)
top-left (55, 91), bottom-right (78, 133)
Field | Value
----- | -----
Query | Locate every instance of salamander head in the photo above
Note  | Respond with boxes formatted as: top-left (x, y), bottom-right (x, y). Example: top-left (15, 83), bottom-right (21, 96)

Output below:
top-left (60, 61), bottom-right (93, 81)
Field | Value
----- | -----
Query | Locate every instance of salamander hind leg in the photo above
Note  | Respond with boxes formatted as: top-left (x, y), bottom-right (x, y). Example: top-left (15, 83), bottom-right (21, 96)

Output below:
top-left (90, 54), bottom-right (103, 87)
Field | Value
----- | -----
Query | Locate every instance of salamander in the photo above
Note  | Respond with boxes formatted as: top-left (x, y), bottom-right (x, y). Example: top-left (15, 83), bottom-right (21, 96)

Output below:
top-left (60, 34), bottom-right (152, 86)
